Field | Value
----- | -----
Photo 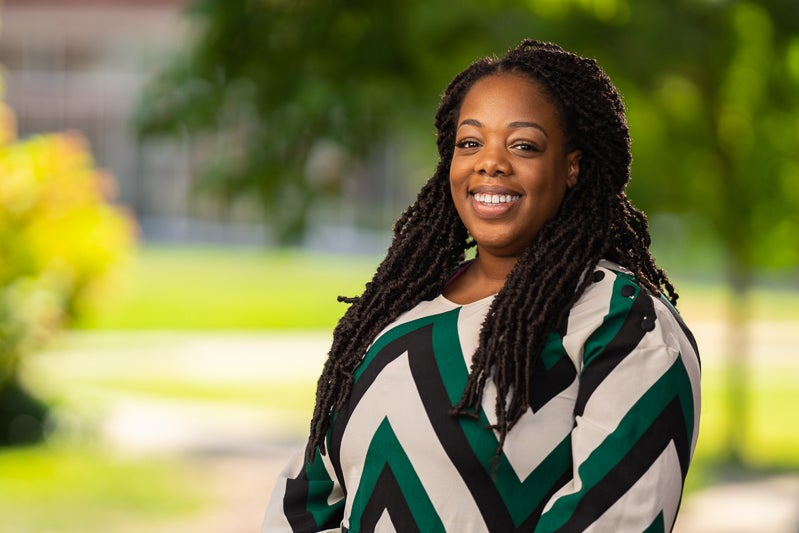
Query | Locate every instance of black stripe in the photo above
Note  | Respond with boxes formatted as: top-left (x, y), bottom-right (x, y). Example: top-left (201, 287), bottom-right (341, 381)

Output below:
top-left (659, 295), bottom-right (701, 370)
top-left (554, 396), bottom-right (690, 532)
top-left (283, 471), bottom-right (320, 532)
top-left (517, 467), bottom-right (573, 532)
top-left (328, 326), bottom-right (434, 494)
top-left (407, 324), bottom-right (575, 531)
top-left (359, 463), bottom-right (421, 533)
top-left (407, 326), bottom-right (518, 532)
top-left (530, 352), bottom-right (577, 413)
top-left (574, 292), bottom-right (654, 417)
top-left (330, 318), bottom-right (575, 531)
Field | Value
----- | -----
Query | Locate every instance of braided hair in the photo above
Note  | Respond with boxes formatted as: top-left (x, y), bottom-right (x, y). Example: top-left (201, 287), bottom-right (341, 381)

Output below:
top-left (306, 39), bottom-right (677, 459)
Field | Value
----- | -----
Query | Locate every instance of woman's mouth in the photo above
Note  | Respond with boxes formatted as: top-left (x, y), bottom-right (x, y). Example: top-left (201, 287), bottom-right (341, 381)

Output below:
top-left (472, 192), bottom-right (521, 205)
top-left (470, 192), bottom-right (521, 217)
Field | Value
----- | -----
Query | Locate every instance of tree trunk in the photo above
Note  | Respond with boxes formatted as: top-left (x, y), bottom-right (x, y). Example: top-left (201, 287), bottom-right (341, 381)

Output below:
top-left (724, 259), bottom-right (752, 466)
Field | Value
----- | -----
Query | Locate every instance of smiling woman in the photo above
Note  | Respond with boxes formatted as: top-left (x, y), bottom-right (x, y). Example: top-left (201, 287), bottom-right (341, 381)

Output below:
top-left (262, 40), bottom-right (701, 533)
top-left (446, 74), bottom-right (581, 302)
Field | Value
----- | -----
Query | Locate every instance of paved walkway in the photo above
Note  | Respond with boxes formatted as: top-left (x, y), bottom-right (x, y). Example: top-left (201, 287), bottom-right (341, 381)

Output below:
top-left (28, 324), bottom-right (799, 532)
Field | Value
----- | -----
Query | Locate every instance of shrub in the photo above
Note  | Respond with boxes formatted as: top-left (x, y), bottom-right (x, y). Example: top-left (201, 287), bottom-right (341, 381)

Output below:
top-left (0, 95), bottom-right (135, 443)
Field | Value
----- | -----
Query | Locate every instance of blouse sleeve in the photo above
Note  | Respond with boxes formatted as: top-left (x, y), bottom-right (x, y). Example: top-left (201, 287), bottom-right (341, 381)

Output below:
top-left (536, 283), bottom-right (702, 532)
top-left (262, 445), bottom-right (345, 533)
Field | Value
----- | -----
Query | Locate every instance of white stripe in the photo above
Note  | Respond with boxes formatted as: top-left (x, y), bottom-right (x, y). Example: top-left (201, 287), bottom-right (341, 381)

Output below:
top-left (340, 351), bottom-right (488, 531)
top-left (484, 378), bottom-right (578, 479)
top-left (653, 297), bottom-right (702, 453)
top-left (262, 448), bottom-right (304, 532)
top-left (562, 265), bottom-right (616, 370)
top-left (542, 335), bottom-right (684, 511)
top-left (453, 293), bottom-right (578, 478)
top-left (585, 440), bottom-right (683, 532)
top-left (374, 509), bottom-right (396, 532)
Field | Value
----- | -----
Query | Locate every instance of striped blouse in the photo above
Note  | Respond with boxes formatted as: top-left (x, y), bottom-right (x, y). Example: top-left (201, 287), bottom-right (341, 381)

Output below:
top-left (263, 260), bottom-right (701, 532)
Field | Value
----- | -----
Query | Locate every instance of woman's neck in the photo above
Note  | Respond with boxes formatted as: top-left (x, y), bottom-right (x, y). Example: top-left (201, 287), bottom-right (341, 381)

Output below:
top-left (442, 253), bottom-right (518, 304)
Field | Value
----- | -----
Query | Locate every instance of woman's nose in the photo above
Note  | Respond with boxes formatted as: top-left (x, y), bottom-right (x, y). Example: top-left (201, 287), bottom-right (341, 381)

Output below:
top-left (476, 144), bottom-right (510, 176)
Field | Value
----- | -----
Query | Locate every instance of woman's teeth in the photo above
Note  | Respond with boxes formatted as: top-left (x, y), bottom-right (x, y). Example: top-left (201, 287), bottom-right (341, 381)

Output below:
top-left (473, 192), bottom-right (520, 205)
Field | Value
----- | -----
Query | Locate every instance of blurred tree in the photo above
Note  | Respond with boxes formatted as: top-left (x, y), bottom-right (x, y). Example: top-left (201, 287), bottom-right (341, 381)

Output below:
top-left (0, 86), bottom-right (135, 444)
top-left (133, 0), bottom-right (560, 243)
top-left (571, 0), bottom-right (799, 465)
top-left (136, 0), bottom-right (799, 463)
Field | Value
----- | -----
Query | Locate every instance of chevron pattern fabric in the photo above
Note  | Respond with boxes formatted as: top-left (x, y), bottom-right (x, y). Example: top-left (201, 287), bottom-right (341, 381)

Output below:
top-left (263, 260), bottom-right (701, 533)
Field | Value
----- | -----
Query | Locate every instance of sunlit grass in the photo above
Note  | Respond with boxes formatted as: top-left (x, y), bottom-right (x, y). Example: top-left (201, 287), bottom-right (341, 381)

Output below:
top-left (66, 377), bottom-right (317, 413)
top-left (81, 246), bottom-right (799, 330)
top-left (79, 246), bottom-right (380, 330)
top-left (694, 363), bottom-right (799, 467)
top-left (0, 441), bottom-right (206, 533)
top-left (672, 279), bottom-right (799, 323)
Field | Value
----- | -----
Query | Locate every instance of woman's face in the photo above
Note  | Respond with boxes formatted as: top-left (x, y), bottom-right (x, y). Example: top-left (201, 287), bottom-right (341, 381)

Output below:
top-left (449, 73), bottom-right (581, 260)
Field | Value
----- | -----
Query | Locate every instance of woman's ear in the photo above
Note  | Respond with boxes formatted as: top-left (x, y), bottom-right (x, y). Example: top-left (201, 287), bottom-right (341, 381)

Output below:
top-left (566, 150), bottom-right (581, 188)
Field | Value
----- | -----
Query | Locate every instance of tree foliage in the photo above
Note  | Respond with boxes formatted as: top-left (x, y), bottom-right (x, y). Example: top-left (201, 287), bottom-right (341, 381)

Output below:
top-left (598, 1), bottom-right (799, 275)
top-left (0, 89), bottom-right (135, 444)
top-left (137, 0), bottom-right (799, 261)
top-left (134, 0), bottom-right (559, 242)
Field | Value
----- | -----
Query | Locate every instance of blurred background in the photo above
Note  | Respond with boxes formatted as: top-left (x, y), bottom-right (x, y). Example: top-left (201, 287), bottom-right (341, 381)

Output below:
top-left (0, 0), bottom-right (797, 531)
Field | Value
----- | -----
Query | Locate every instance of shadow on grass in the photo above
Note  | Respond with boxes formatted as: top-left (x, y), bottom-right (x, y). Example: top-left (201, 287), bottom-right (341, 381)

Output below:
top-left (0, 379), bottom-right (49, 446)
top-left (688, 453), bottom-right (799, 497)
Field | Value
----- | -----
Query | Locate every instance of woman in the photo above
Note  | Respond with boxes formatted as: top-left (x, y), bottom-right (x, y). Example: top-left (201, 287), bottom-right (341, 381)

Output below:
top-left (263, 40), bottom-right (701, 532)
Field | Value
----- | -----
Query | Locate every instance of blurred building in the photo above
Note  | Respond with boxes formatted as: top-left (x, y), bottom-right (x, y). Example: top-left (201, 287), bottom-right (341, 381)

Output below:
top-left (0, 0), bottom-right (271, 244)
top-left (0, 0), bottom-right (410, 251)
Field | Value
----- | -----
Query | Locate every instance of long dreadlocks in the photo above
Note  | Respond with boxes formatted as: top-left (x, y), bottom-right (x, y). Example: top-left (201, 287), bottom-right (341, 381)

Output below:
top-left (306, 39), bottom-right (677, 460)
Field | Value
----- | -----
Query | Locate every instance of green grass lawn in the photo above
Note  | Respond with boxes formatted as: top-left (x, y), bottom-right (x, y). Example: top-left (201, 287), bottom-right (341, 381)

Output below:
top-left (78, 246), bottom-right (381, 330)
top-left (686, 361), bottom-right (799, 491)
top-left (0, 441), bottom-right (206, 533)
top-left (80, 245), bottom-right (799, 330)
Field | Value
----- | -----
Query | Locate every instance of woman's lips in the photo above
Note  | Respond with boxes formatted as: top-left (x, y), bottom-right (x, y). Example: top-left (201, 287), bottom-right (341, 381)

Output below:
top-left (470, 191), bottom-right (521, 217)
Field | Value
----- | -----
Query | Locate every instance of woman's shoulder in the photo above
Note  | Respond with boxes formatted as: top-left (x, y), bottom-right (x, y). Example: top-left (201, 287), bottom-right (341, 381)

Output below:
top-left (569, 259), bottom-right (640, 322)
top-left (579, 259), bottom-right (660, 305)
top-left (593, 258), bottom-right (634, 281)
top-left (584, 260), bottom-right (686, 325)
top-left (562, 259), bottom-right (699, 367)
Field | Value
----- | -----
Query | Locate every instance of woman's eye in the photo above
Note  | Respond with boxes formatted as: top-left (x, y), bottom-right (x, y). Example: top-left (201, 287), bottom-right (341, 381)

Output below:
top-left (455, 140), bottom-right (480, 149)
top-left (512, 142), bottom-right (539, 152)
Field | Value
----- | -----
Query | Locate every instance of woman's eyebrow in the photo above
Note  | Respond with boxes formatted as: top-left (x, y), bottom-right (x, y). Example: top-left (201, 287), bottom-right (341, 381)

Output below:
top-left (457, 118), bottom-right (482, 129)
top-left (456, 119), bottom-right (548, 139)
top-left (508, 121), bottom-right (548, 138)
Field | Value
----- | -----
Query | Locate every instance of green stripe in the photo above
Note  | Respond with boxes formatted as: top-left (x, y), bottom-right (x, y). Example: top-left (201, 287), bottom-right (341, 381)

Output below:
top-left (536, 356), bottom-right (696, 531)
top-left (429, 309), bottom-right (573, 525)
top-left (348, 417), bottom-right (445, 532)
top-left (541, 331), bottom-right (567, 370)
top-left (583, 272), bottom-right (638, 368)
top-left (304, 448), bottom-right (344, 527)
top-left (353, 307), bottom-right (576, 526)
top-left (675, 352), bottom-right (696, 439)
top-left (354, 310), bottom-right (448, 382)
top-left (643, 511), bottom-right (666, 533)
